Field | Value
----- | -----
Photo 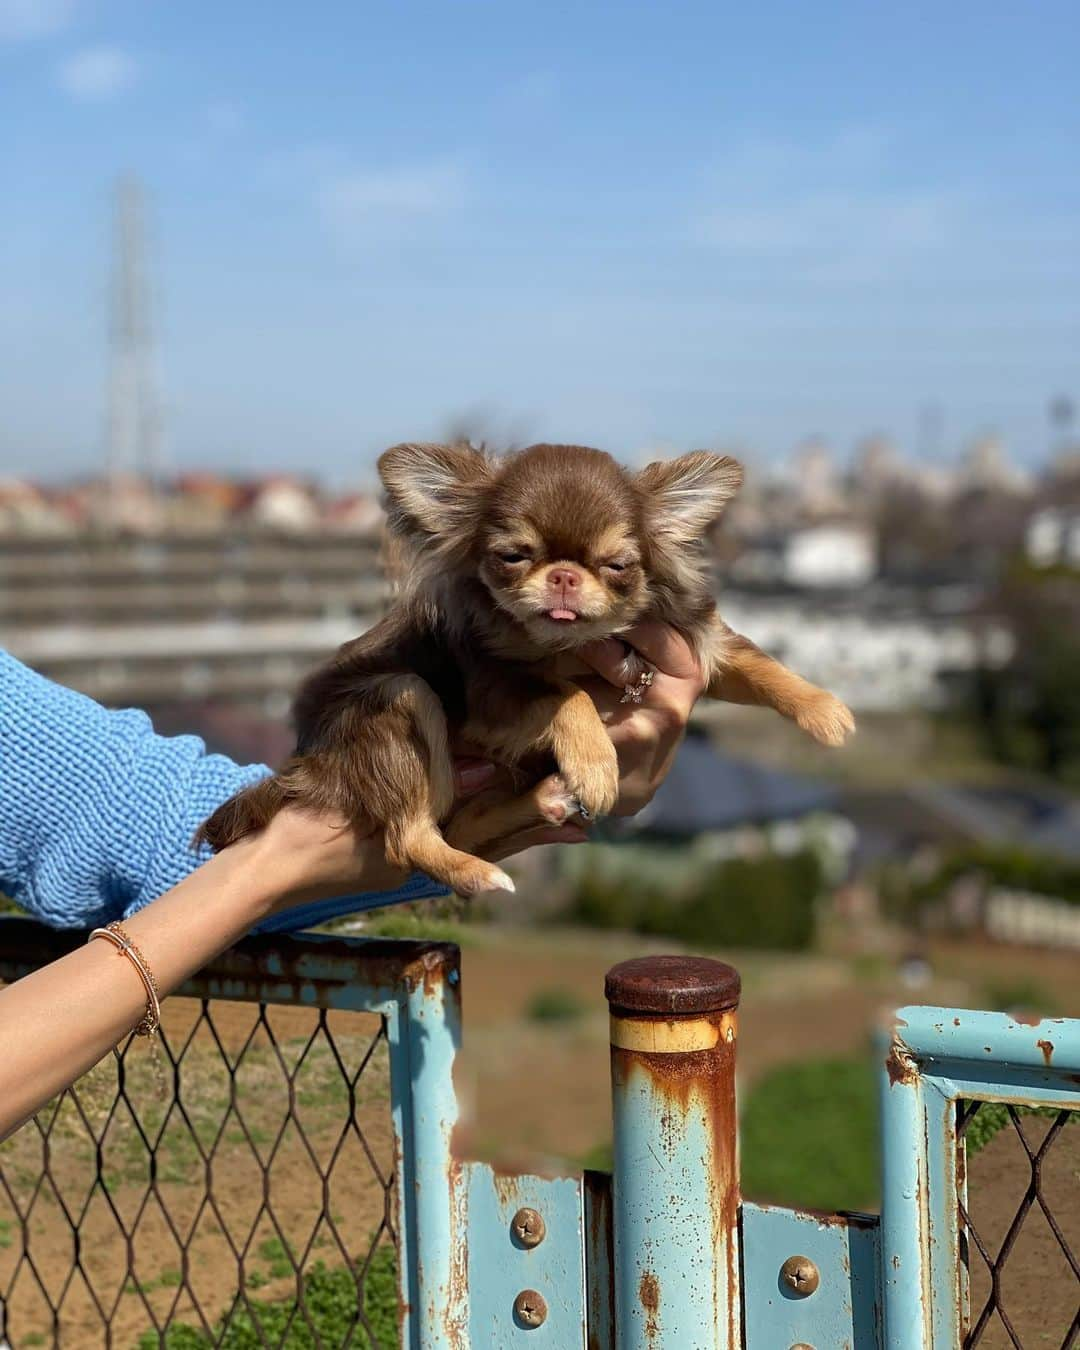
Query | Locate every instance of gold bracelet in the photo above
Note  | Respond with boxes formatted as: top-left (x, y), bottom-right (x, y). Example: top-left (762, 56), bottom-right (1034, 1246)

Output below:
top-left (88, 921), bottom-right (162, 1037)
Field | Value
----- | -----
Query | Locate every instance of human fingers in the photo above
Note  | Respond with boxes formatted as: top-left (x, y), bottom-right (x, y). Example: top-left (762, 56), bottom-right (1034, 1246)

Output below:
top-left (482, 822), bottom-right (589, 862)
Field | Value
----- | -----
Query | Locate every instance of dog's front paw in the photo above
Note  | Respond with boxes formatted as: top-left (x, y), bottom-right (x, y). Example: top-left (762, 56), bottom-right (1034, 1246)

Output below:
top-left (796, 693), bottom-right (856, 747)
top-left (560, 742), bottom-right (620, 818)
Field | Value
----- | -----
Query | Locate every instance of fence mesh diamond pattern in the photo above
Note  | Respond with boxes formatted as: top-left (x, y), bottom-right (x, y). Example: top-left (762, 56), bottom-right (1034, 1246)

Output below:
top-left (958, 1099), bottom-right (1080, 1350)
top-left (0, 996), bottom-right (400, 1349)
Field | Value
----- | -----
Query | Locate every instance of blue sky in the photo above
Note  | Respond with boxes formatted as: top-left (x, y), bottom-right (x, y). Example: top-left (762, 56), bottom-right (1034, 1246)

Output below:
top-left (2, 0), bottom-right (1078, 483)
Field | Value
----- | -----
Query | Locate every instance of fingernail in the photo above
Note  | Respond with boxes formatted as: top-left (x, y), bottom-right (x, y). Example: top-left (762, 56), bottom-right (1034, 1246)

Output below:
top-left (457, 761), bottom-right (497, 793)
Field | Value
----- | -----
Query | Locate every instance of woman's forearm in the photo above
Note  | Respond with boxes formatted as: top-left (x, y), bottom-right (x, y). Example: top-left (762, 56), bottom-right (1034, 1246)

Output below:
top-left (0, 830), bottom-right (289, 1141)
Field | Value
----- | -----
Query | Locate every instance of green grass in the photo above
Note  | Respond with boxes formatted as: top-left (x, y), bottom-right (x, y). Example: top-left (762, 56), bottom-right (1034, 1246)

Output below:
top-left (740, 1056), bottom-right (879, 1212)
top-left (359, 913), bottom-right (472, 945)
top-left (137, 1248), bottom-right (399, 1349)
top-left (258, 1235), bottom-right (295, 1280)
top-left (981, 979), bottom-right (1056, 1017)
top-left (525, 987), bottom-right (588, 1024)
top-left (963, 1101), bottom-right (1079, 1156)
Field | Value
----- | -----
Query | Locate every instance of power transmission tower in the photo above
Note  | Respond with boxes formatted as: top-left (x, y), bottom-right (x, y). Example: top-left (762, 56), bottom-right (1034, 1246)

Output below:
top-left (106, 176), bottom-right (160, 520)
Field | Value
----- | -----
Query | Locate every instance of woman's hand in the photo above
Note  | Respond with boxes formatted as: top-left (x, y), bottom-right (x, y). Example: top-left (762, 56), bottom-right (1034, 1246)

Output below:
top-left (577, 620), bottom-right (705, 815)
top-left (253, 755), bottom-right (587, 914)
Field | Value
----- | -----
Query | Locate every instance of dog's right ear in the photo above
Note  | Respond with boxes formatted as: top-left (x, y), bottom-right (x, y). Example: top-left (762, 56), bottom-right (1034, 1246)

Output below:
top-left (377, 442), bottom-right (492, 539)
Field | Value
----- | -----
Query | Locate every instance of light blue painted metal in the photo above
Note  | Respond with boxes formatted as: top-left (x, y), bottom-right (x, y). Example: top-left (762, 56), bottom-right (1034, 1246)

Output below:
top-left (880, 1005), bottom-right (1080, 1348)
top-left (609, 1031), bottom-right (739, 1348)
top-left (740, 1202), bottom-right (880, 1348)
top-left (389, 949), bottom-right (468, 1348)
top-left (466, 1165), bottom-right (587, 1345)
top-left (878, 1029), bottom-right (938, 1349)
top-left (895, 1004), bottom-right (1080, 1074)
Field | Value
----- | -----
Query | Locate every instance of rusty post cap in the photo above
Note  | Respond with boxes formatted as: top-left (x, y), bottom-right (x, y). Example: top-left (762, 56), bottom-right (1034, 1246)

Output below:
top-left (605, 955), bottom-right (741, 1016)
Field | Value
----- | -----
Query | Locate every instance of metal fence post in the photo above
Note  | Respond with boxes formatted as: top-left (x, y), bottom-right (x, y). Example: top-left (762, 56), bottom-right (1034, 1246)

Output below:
top-left (389, 947), bottom-right (468, 1349)
top-left (605, 955), bottom-right (741, 1349)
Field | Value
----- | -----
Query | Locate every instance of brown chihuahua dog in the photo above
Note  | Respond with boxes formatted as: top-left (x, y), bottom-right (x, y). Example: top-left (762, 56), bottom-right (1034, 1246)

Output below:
top-left (198, 442), bottom-right (854, 894)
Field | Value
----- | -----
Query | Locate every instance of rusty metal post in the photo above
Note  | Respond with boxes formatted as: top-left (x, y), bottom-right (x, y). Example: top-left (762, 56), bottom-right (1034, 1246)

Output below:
top-left (605, 955), bottom-right (741, 1349)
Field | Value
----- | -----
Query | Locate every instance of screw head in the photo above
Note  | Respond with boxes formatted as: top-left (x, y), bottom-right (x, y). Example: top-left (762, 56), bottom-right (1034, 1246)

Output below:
top-left (513, 1289), bottom-right (548, 1328)
top-left (780, 1255), bottom-right (820, 1297)
top-left (511, 1207), bottom-right (546, 1249)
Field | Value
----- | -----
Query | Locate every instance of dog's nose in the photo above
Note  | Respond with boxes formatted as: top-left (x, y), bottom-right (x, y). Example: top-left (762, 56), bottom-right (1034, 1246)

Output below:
top-left (548, 566), bottom-right (582, 591)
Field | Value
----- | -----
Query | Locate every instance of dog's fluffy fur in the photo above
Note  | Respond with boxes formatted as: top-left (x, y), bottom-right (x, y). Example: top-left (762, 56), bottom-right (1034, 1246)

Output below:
top-left (198, 442), bottom-right (854, 894)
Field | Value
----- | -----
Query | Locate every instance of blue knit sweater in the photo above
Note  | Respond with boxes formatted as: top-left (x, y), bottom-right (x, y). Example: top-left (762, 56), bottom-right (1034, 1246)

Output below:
top-left (0, 650), bottom-right (446, 933)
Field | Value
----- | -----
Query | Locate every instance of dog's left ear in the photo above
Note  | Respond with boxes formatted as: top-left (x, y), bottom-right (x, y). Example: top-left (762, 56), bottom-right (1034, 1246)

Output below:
top-left (378, 441), bottom-right (492, 539)
top-left (636, 451), bottom-right (743, 544)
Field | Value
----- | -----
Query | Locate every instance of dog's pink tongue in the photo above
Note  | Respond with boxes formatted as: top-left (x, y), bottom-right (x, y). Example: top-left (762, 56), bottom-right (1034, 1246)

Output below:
top-left (548, 608), bottom-right (578, 621)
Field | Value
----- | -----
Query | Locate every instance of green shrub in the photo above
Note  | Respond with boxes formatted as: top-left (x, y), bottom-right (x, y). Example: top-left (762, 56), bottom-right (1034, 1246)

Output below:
top-left (138, 1249), bottom-right (399, 1349)
top-left (924, 845), bottom-right (1080, 909)
top-left (673, 852), bottom-right (821, 951)
top-left (981, 978), bottom-right (1056, 1017)
top-left (963, 1101), bottom-right (1078, 1156)
top-left (566, 849), bottom-right (822, 951)
top-left (740, 1056), bottom-right (878, 1211)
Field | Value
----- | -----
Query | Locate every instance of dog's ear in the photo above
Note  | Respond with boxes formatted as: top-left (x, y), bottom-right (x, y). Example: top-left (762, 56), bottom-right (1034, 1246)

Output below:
top-left (636, 451), bottom-right (743, 545)
top-left (378, 442), bottom-right (492, 539)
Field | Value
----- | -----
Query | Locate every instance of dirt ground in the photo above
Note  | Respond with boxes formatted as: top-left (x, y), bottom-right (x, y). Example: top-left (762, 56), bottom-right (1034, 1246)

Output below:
top-left (0, 1001), bottom-right (396, 1347)
top-left (965, 1112), bottom-right (1080, 1348)
top-left (1, 927), bottom-right (1076, 1345)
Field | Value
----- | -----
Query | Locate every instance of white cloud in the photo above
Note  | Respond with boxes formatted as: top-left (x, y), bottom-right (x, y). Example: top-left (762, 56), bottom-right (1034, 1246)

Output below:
top-left (690, 128), bottom-right (965, 281)
top-left (320, 159), bottom-right (466, 220)
top-left (56, 44), bottom-right (139, 100)
top-left (317, 157), bottom-right (467, 234)
top-left (694, 191), bottom-right (953, 255)
top-left (0, 0), bottom-right (73, 41)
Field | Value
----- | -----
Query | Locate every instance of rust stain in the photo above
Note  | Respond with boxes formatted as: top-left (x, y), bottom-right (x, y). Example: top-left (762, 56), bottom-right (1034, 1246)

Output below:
top-left (638, 1270), bottom-right (660, 1341)
top-left (953, 1017), bottom-right (961, 1027)
top-left (799, 1206), bottom-right (878, 1230)
top-left (444, 1158), bottom-right (469, 1346)
top-left (491, 1173), bottom-right (523, 1207)
top-left (1037, 1038), bottom-right (1054, 1065)
top-left (584, 1170), bottom-right (614, 1350)
top-left (885, 1038), bottom-right (919, 1087)
top-left (612, 1006), bottom-right (740, 1346)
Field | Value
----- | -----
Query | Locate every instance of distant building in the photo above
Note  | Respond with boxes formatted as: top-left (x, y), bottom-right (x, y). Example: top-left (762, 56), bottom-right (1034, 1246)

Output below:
top-left (958, 435), bottom-right (1031, 496)
top-left (322, 491), bottom-right (383, 535)
top-left (244, 476), bottom-right (320, 532)
top-left (851, 435), bottom-right (904, 506)
top-left (0, 480), bottom-right (72, 535)
top-left (719, 595), bottom-right (1014, 713)
top-left (783, 521), bottom-right (877, 588)
top-left (1026, 507), bottom-right (1080, 567)
top-left (786, 438), bottom-right (848, 517)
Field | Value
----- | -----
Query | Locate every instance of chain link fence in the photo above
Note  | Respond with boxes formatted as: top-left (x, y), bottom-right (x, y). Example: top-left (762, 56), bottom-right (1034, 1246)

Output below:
top-left (0, 920), bottom-right (457, 1350)
top-left (958, 1099), bottom-right (1080, 1349)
